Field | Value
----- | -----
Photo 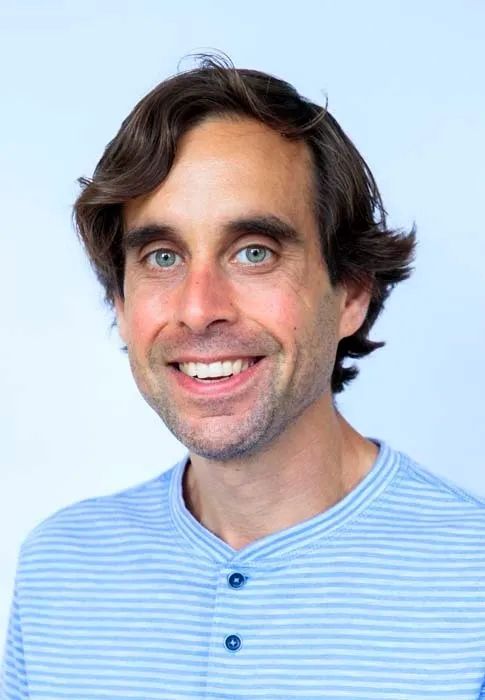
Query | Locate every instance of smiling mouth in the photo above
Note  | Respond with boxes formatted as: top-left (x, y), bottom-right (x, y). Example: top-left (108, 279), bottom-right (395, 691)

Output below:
top-left (172, 357), bottom-right (263, 381)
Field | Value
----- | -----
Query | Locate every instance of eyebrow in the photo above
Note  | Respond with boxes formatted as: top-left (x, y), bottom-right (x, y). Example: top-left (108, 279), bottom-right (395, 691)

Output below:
top-left (122, 215), bottom-right (303, 253)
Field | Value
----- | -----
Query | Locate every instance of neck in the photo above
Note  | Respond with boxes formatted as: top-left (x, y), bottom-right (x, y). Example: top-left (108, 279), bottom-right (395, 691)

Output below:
top-left (183, 396), bottom-right (378, 550)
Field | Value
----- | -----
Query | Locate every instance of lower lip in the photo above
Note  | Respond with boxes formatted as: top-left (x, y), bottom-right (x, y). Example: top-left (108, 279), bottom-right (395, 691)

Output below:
top-left (168, 360), bottom-right (264, 397)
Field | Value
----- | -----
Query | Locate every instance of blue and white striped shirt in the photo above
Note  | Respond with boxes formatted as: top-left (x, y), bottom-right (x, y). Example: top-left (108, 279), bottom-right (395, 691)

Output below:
top-left (3, 440), bottom-right (485, 698)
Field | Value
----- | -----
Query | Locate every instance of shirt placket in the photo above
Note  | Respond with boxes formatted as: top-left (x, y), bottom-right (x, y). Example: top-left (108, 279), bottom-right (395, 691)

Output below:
top-left (204, 564), bottom-right (253, 698)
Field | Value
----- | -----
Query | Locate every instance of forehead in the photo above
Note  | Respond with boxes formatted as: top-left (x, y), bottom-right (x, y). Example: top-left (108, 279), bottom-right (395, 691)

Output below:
top-left (123, 116), bottom-right (316, 232)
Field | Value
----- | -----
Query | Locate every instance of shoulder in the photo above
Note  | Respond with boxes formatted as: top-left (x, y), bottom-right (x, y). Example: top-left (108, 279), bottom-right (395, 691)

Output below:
top-left (390, 446), bottom-right (485, 530)
top-left (397, 448), bottom-right (485, 507)
top-left (17, 462), bottom-right (180, 567)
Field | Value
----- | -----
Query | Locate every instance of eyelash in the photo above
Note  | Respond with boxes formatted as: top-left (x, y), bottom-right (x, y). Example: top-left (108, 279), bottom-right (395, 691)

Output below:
top-left (144, 245), bottom-right (275, 270)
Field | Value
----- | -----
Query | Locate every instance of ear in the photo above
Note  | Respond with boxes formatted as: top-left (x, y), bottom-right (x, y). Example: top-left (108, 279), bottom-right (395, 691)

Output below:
top-left (114, 295), bottom-right (128, 344)
top-left (337, 280), bottom-right (372, 340)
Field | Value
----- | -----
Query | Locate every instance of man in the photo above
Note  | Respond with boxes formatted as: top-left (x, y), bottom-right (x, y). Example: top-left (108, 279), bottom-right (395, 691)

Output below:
top-left (3, 54), bottom-right (485, 699)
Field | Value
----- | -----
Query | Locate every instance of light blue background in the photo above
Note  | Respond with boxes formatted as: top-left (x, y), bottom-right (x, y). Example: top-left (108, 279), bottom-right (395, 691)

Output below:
top-left (1, 0), bottom-right (484, 640)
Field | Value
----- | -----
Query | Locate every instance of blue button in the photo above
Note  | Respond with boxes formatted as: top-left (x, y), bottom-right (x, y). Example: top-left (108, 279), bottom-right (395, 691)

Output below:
top-left (224, 634), bottom-right (242, 652)
top-left (228, 572), bottom-right (246, 589)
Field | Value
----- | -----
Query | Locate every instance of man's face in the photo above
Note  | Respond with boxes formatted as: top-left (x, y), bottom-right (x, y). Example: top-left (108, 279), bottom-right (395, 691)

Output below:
top-left (116, 116), bottom-right (366, 460)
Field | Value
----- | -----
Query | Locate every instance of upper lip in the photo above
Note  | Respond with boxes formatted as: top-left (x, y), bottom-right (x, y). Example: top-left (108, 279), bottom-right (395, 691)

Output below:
top-left (169, 355), bottom-right (262, 365)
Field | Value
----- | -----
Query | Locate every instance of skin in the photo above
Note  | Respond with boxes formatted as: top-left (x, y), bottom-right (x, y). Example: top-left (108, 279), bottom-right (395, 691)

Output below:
top-left (115, 116), bottom-right (378, 550)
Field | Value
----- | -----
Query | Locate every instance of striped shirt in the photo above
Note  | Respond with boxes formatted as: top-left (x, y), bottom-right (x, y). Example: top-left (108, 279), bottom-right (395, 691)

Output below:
top-left (2, 440), bottom-right (485, 699)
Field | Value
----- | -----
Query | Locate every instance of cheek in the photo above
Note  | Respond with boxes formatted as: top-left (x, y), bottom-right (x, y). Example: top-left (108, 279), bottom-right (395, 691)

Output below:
top-left (123, 286), bottom-right (169, 348)
top-left (239, 281), bottom-right (305, 340)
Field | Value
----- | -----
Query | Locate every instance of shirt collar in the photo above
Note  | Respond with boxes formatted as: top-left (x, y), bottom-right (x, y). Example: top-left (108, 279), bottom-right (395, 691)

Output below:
top-left (169, 440), bottom-right (400, 566)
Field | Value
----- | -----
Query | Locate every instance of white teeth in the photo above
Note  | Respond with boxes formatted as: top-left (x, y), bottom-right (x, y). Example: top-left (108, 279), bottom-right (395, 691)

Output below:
top-left (206, 361), bottom-right (223, 378)
top-left (179, 358), bottom-right (254, 379)
top-left (222, 360), bottom-right (233, 376)
top-left (196, 363), bottom-right (210, 379)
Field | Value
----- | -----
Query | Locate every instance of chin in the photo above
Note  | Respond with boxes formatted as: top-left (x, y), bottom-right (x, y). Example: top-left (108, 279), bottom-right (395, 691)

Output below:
top-left (181, 436), bottom-right (261, 462)
top-left (171, 420), bottom-right (272, 462)
top-left (151, 393), bottom-right (281, 461)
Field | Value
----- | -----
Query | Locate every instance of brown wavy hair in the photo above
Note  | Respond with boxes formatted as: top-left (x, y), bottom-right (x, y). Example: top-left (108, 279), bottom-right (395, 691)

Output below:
top-left (73, 53), bottom-right (416, 394)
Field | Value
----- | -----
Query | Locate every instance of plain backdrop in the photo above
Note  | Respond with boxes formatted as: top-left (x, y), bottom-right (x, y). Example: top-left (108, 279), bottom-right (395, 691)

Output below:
top-left (1, 0), bottom-right (484, 643)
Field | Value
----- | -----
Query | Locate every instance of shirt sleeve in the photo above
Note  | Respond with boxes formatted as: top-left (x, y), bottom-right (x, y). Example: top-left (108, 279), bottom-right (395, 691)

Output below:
top-left (1, 580), bottom-right (30, 699)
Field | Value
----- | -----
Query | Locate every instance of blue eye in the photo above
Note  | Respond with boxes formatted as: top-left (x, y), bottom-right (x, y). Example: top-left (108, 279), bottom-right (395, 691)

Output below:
top-left (236, 246), bottom-right (272, 264)
top-left (148, 250), bottom-right (181, 268)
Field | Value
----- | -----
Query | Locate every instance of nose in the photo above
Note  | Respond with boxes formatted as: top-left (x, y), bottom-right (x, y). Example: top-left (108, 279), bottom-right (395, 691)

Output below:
top-left (173, 263), bottom-right (238, 333)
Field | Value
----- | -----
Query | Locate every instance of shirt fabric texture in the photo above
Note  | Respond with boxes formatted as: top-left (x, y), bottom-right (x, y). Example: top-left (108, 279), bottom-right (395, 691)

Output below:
top-left (2, 440), bottom-right (485, 699)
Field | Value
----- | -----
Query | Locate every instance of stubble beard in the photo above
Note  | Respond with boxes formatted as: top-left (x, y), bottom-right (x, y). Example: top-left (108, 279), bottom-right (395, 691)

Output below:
top-left (130, 345), bottom-right (333, 463)
top-left (134, 356), bottom-right (287, 461)
top-left (128, 291), bottom-right (339, 462)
